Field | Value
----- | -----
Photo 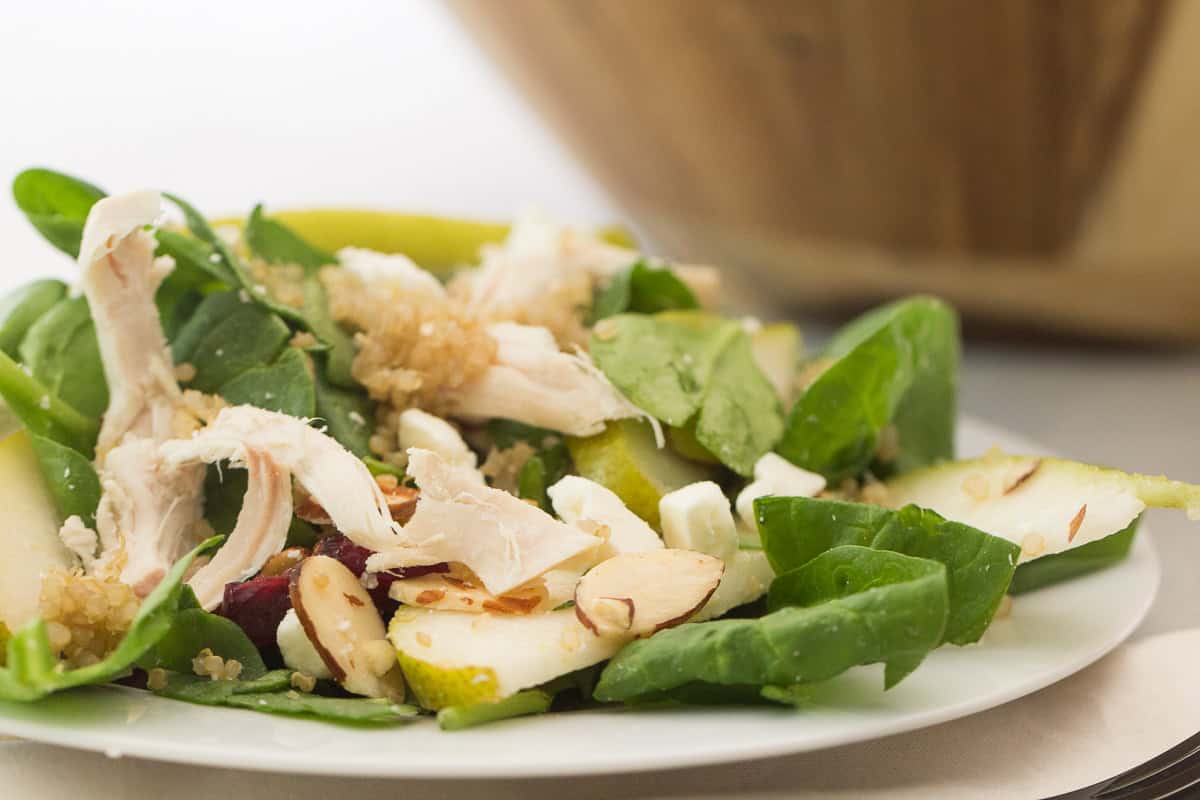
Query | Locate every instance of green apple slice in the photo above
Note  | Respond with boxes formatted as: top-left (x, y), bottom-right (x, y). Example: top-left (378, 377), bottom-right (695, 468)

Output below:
top-left (884, 453), bottom-right (1200, 561)
top-left (567, 419), bottom-right (712, 528)
top-left (0, 430), bottom-right (74, 630)
top-left (389, 608), bottom-right (623, 709)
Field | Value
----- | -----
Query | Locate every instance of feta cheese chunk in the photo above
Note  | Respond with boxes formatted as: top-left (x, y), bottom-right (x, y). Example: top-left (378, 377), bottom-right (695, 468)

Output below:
top-left (658, 481), bottom-right (738, 561)
top-left (736, 453), bottom-right (826, 530)
top-left (276, 607), bottom-right (333, 680)
top-left (396, 408), bottom-right (476, 471)
top-left (548, 475), bottom-right (662, 555)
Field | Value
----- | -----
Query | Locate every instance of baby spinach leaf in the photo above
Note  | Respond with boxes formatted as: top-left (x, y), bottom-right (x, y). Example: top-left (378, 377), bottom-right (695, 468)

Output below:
top-left (589, 260), bottom-right (698, 323)
top-left (776, 297), bottom-right (958, 483)
top-left (154, 228), bottom-right (238, 288)
top-left (170, 291), bottom-right (244, 362)
top-left (27, 434), bottom-right (101, 528)
top-left (437, 689), bottom-right (552, 731)
top-left (1009, 518), bottom-right (1140, 595)
top-left (185, 304), bottom-right (291, 393)
top-left (145, 607), bottom-right (267, 680)
top-left (314, 369), bottom-right (374, 457)
top-left (593, 546), bottom-right (948, 702)
top-left (19, 296), bottom-right (108, 419)
top-left (153, 669), bottom-right (293, 704)
top-left (155, 669), bottom-right (419, 723)
top-left (0, 280), bottom-right (67, 359)
top-left (694, 331), bottom-right (784, 475)
top-left (590, 312), bottom-right (781, 475)
top-left (486, 418), bottom-right (557, 449)
top-left (0, 537), bottom-right (223, 701)
top-left (0, 349), bottom-right (98, 455)
top-left (222, 691), bottom-right (418, 724)
top-left (244, 206), bottom-right (357, 388)
top-left (244, 204), bottom-right (335, 269)
top-left (203, 462), bottom-right (248, 537)
top-left (218, 347), bottom-right (315, 418)
top-left (12, 168), bottom-right (106, 258)
top-left (757, 496), bottom-right (1019, 645)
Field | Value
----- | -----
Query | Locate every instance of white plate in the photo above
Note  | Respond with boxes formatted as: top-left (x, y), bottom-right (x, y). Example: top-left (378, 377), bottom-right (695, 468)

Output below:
top-left (0, 417), bottom-right (1160, 777)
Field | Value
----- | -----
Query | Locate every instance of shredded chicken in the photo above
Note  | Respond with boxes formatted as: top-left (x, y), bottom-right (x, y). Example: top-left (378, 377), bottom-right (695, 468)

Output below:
top-left (368, 449), bottom-right (601, 595)
top-left (447, 322), bottom-right (642, 437)
top-left (73, 192), bottom-right (207, 594)
top-left (161, 406), bottom-right (399, 553)
top-left (184, 450), bottom-right (293, 610)
top-left (78, 192), bottom-right (186, 458)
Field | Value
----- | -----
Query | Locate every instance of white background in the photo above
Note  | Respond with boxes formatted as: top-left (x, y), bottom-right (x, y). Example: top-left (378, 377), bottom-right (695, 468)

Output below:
top-left (0, 0), bottom-right (1197, 637)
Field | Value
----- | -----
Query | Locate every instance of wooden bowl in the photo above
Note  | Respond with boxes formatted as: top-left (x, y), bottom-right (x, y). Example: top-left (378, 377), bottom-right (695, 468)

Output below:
top-left (449, 0), bottom-right (1200, 342)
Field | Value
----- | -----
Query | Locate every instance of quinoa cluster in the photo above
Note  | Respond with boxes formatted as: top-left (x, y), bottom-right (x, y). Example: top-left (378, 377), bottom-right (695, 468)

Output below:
top-left (38, 571), bottom-right (140, 667)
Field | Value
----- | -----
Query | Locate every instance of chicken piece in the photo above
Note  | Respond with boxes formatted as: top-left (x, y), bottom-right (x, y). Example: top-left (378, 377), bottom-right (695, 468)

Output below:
top-left (459, 215), bottom-right (721, 314)
top-left (70, 192), bottom-right (208, 594)
top-left (548, 475), bottom-right (663, 555)
top-left (161, 405), bottom-right (400, 553)
top-left (77, 191), bottom-right (183, 458)
top-left (336, 247), bottom-right (446, 303)
top-left (368, 448), bottom-right (601, 595)
top-left (186, 450), bottom-right (293, 609)
top-left (90, 438), bottom-right (206, 595)
top-left (447, 322), bottom-right (641, 437)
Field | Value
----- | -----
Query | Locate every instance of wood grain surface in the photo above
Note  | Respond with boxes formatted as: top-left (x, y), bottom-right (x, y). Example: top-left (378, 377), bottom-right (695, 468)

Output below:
top-left (450, 0), bottom-right (1200, 341)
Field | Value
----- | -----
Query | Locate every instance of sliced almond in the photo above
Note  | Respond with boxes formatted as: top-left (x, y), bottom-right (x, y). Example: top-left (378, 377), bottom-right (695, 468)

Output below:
top-left (388, 569), bottom-right (548, 615)
top-left (574, 549), bottom-right (724, 638)
top-left (296, 485), bottom-right (419, 527)
top-left (289, 555), bottom-right (405, 700)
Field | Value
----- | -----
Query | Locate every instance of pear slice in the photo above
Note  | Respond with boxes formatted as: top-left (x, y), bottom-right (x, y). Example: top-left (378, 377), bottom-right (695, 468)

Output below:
top-left (751, 322), bottom-right (802, 406)
top-left (574, 549), bottom-right (724, 637)
top-left (389, 608), bottom-right (622, 709)
top-left (0, 430), bottom-right (75, 631)
top-left (289, 555), bottom-right (405, 700)
top-left (884, 453), bottom-right (1200, 561)
top-left (567, 419), bottom-right (711, 527)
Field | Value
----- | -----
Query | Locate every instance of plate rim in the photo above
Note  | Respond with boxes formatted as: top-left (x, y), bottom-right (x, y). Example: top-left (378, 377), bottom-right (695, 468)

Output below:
top-left (0, 416), bottom-right (1163, 778)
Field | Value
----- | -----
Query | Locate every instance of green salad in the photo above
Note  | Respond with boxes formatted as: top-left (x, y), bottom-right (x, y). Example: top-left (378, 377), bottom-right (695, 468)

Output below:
top-left (0, 167), bottom-right (1196, 730)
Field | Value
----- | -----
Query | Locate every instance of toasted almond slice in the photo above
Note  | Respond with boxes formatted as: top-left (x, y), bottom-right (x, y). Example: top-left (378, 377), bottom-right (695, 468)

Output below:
top-left (574, 549), bottom-right (724, 638)
top-left (389, 570), bottom-right (549, 615)
top-left (289, 555), bottom-right (405, 700)
top-left (296, 485), bottom-right (419, 527)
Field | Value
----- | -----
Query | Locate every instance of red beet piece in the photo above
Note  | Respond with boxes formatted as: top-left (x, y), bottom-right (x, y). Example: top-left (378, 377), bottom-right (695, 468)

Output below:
top-left (218, 574), bottom-right (292, 648)
top-left (312, 534), bottom-right (448, 616)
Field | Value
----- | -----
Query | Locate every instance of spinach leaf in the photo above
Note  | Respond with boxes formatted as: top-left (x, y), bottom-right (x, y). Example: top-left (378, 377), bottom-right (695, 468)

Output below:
top-left (19, 296), bottom-right (108, 419)
top-left (153, 669), bottom-right (292, 704)
top-left (12, 168), bottom-right (106, 258)
top-left (1009, 518), bottom-right (1140, 595)
top-left (593, 546), bottom-right (948, 701)
top-left (244, 206), bottom-right (357, 388)
top-left (437, 689), bottom-right (552, 731)
top-left (0, 349), bottom-right (98, 455)
top-left (164, 193), bottom-right (307, 327)
top-left (179, 300), bottom-right (291, 393)
top-left (218, 347), bottom-right (315, 418)
top-left (487, 418), bottom-right (571, 508)
top-left (203, 463), bottom-right (247, 537)
top-left (776, 297), bottom-right (959, 483)
top-left (155, 670), bottom-right (419, 723)
top-left (314, 369), bottom-right (374, 457)
top-left (0, 280), bottom-right (67, 358)
top-left (154, 228), bottom-right (238, 288)
top-left (243, 204), bottom-right (335, 269)
top-left (757, 496), bottom-right (1019, 644)
top-left (144, 605), bottom-right (267, 680)
top-left (590, 260), bottom-right (698, 323)
top-left (154, 269), bottom-right (206, 342)
top-left (170, 290), bottom-right (244, 362)
top-left (0, 537), bottom-right (222, 701)
top-left (590, 312), bottom-right (782, 475)
top-left (27, 434), bottom-right (101, 528)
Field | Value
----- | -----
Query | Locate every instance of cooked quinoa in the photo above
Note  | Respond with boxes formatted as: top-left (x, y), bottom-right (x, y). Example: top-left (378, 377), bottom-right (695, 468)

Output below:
top-left (38, 571), bottom-right (139, 667)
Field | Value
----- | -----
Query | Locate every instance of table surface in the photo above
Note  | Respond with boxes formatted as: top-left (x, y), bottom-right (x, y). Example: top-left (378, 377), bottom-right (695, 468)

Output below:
top-left (1, 2), bottom-right (1198, 796)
